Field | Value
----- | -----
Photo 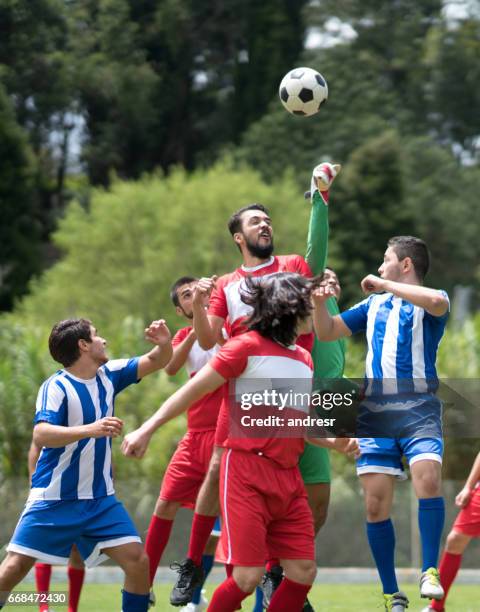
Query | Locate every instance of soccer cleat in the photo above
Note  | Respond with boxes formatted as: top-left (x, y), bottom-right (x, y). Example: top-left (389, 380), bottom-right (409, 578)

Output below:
top-left (302, 596), bottom-right (315, 610)
top-left (180, 589), bottom-right (208, 611)
top-left (383, 591), bottom-right (409, 612)
top-left (420, 607), bottom-right (438, 612)
top-left (261, 564), bottom-right (284, 609)
top-left (148, 590), bottom-right (156, 608)
top-left (169, 559), bottom-right (205, 607)
top-left (420, 568), bottom-right (445, 600)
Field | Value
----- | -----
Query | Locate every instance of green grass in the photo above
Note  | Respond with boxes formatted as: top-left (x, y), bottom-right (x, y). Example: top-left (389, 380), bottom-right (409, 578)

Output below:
top-left (12, 582), bottom-right (480, 611)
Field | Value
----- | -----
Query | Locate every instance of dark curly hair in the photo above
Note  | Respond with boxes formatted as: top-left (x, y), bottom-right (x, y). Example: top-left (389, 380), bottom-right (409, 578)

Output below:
top-left (240, 272), bottom-right (314, 346)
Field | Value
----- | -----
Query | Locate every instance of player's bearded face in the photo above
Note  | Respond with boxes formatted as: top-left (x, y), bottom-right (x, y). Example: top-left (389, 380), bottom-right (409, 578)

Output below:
top-left (89, 327), bottom-right (108, 365)
top-left (378, 247), bottom-right (402, 281)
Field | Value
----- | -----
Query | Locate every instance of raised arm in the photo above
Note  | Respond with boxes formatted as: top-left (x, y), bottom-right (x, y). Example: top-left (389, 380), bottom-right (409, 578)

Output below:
top-left (305, 190), bottom-right (329, 275)
top-left (312, 285), bottom-right (352, 341)
top-left (164, 329), bottom-right (197, 376)
top-left (192, 277), bottom-right (224, 349)
top-left (137, 319), bottom-right (173, 379)
top-left (361, 275), bottom-right (449, 317)
top-left (121, 363), bottom-right (226, 458)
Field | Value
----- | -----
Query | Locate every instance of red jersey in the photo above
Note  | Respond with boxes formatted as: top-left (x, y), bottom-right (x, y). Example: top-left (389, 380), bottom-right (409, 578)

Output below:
top-left (208, 255), bottom-right (314, 352)
top-left (209, 331), bottom-right (313, 469)
top-left (172, 327), bottom-right (222, 431)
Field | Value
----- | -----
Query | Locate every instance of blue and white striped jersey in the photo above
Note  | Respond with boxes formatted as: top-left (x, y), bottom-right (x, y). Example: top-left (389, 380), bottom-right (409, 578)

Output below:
top-left (30, 358), bottom-right (139, 501)
top-left (341, 291), bottom-right (449, 395)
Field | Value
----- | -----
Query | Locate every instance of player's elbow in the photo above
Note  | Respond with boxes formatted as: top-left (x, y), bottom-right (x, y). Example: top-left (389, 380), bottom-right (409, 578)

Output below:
top-left (197, 335), bottom-right (216, 350)
top-left (164, 362), bottom-right (180, 376)
top-left (428, 296), bottom-right (449, 317)
top-left (33, 424), bottom-right (48, 448)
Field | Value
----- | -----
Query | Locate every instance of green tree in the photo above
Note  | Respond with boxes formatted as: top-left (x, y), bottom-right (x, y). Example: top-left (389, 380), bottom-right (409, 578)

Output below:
top-left (0, 85), bottom-right (41, 310)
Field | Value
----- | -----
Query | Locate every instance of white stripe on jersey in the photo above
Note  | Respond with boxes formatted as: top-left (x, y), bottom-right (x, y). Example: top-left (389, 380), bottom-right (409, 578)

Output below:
top-left (381, 296), bottom-right (402, 394)
top-left (365, 294), bottom-right (390, 390)
top-left (412, 305), bottom-right (428, 393)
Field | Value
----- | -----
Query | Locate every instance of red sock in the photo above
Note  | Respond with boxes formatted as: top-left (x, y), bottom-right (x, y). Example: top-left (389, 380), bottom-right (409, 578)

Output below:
top-left (35, 563), bottom-right (52, 612)
top-left (187, 514), bottom-right (217, 566)
top-left (266, 558), bottom-right (280, 572)
top-left (431, 551), bottom-right (462, 611)
top-left (208, 577), bottom-right (251, 612)
top-left (268, 576), bottom-right (311, 611)
top-left (67, 566), bottom-right (85, 612)
top-left (145, 515), bottom-right (174, 585)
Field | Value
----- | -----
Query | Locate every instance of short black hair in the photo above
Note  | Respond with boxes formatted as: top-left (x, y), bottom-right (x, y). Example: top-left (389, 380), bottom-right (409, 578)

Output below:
top-left (388, 236), bottom-right (430, 280)
top-left (240, 272), bottom-right (313, 346)
top-left (48, 318), bottom-right (93, 367)
top-left (170, 276), bottom-right (197, 307)
top-left (227, 203), bottom-right (270, 236)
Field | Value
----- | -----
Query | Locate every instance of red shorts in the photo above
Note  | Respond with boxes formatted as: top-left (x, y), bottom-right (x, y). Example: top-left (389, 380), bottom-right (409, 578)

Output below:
top-left (452, 487), bottom-right (480, 537)
top-left (217, 449), bottom-right (315, 566)
top-left (159, 430), bottom-right (215, 508)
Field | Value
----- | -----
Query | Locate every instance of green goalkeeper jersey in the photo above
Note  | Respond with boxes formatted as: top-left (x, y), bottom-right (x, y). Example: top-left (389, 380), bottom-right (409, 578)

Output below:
top-left (305, 190), bottom-right (346, 381)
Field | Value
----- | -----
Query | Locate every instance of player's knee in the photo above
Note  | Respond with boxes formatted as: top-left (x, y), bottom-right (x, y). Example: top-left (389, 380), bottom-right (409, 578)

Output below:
top-left (123, 549), bottom-right (150, 577)
top-left (445, 530), bottom-right (466, 554)
top-left (301, 560), bottom-right (317, 585)
top-left (233, 570), bottom-right (262, 594)
top-left (417, 476), bottom-right (441, 498)
top-left (365, 496), bottom-right (388, 521)
top-left (285, 559), bottom-right (317, 585)
top-left (154, 498), bottom-right (179, 520)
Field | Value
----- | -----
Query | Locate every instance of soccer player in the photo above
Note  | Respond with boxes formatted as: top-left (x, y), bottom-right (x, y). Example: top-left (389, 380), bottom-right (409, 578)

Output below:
top-left (0, 317), bottom-right (172, 612)
top-left (313, 236), bottom-right (450, 612)
top-left (28, 441), bottom-right (85, 612)
top-left (122, 272), bottom-right (359, 612)
top-left (423, 450), bottom-right (480, 612)
top-left (142, 277), bottom-right (222, 610)
top-left (263, 166), bottom-right (345, 611)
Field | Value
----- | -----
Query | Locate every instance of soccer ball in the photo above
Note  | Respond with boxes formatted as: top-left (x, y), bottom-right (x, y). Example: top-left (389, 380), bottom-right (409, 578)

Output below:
top-left (279, 67), bottom-right (328, 117)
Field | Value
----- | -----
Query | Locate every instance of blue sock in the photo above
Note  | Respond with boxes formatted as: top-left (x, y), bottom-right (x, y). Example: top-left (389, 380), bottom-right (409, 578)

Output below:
top-left (191, 553), bottom-right (215, 604)
top-left (121, 590), bottom-right (150, 612)
top-left (418, 497), bottom-right (445, 571)
top-left (366, 519), bottom-right (399, 594)
top-left (253, 586), bottom-right (264, 611)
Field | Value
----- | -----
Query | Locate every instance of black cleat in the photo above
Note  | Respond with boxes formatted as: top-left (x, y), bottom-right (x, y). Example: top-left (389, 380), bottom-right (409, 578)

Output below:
top-left (261, 564), bottom-right (284, 608)
top-left (169, 558), bottom-right (205, 606)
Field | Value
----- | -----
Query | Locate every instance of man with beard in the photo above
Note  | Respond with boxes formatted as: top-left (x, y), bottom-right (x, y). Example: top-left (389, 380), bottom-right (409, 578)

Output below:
top-left (175, 197), bottom-right (334, 608)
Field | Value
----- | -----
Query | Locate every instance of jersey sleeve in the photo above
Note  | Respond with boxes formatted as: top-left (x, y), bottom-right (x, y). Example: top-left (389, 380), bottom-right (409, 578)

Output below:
top-left (340, 296), bottom-right (372, 334)
top-left (103, 357), bottom-right (140, 394)
top-left (208, 279), bottom-right (228, 320)
top-left (305, 191), bottom-right (329, 275)
top-left (172, 327), bottom-right (191, 348)
top-left (294, 255), bottom-right (313, 279)
top-left (34, 378), bottom-right (68, 425)
top-left (209, 336), bottom-right (250, 379)
top-left (425, 290), bottom-right (450, 324)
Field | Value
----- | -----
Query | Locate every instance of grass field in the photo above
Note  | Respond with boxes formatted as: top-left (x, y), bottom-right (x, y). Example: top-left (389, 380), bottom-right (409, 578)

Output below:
top-left (12, 582), bottom-right (480, 611)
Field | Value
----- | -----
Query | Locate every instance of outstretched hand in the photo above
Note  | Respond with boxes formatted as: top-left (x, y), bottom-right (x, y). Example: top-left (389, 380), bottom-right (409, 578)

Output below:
top-left (193, 276), bottom-right (218, 305)
top-left (145, 319), bottom-right (171, 346)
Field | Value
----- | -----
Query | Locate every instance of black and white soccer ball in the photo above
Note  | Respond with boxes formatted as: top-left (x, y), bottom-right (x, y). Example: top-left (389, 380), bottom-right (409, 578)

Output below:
top-left (279, 67), bottom-right (328, 117)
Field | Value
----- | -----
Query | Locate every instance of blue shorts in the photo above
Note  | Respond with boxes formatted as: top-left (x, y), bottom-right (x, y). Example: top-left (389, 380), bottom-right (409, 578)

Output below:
top-left (211, 517), bottom-right (221, 537)
top-left (7, 495), bottom-right (141, 568)
top-left (356, 437), bottom-right (443, 480)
